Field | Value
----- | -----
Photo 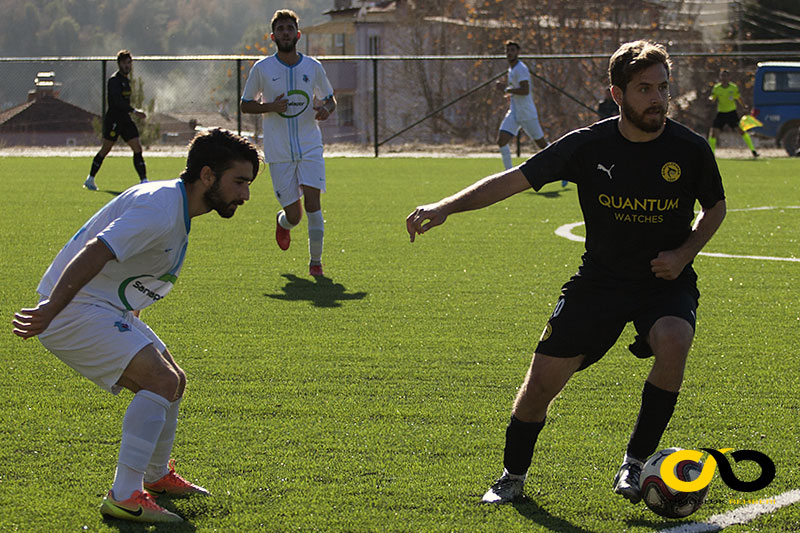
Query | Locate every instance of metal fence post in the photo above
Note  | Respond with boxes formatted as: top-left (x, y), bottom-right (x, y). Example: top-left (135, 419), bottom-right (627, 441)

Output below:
top-left (373, 57), bottom-right (378, 158)
top-left (101, 60), bottom-right (107, 118)
top-left (236, 58), bottom-right (242, 136)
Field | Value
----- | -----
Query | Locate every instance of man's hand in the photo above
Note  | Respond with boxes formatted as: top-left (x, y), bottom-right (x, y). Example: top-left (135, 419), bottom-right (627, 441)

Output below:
top-left (650, 250), bottom-right (689, 280)
top-left (314, 105), bottom-right (331, 121)
top-left (12, 300), bottom-right (59, 339)
top-left (406, 203), bottom-right (448, 243)
top-left (270, 93), bottom-right (288, 114)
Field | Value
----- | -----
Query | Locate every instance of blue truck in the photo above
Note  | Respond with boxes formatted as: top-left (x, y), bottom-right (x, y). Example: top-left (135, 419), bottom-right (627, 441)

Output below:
top-left (751, 61), bottom-right (800, 156)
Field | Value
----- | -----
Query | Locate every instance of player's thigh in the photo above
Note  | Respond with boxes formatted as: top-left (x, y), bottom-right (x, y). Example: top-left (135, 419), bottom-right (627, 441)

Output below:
top-left (269, 161), bottom-right (302, 207)
top-left (633, 283), bottom-right (698, 356)
top-left (117, 344), bottom-right (180, 399)
top-left (102, 115), bottom-right (120, 142)
top-left (37, 302), bottom-right (157, 395)
top-left (119, 119), bottom-right (140, 143)
top-left (519, 117), bottom-right (544, 141)
top-left (535, 277), bottom-right (630, 371)
top-left (297, 157), bottom-right (326, 193)
top-left (498, 111), bottom-right (518, 142)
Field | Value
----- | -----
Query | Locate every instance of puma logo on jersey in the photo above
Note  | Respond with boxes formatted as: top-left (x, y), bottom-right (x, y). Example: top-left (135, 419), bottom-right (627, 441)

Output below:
top-left (597, 163), bottom-right (615, 180)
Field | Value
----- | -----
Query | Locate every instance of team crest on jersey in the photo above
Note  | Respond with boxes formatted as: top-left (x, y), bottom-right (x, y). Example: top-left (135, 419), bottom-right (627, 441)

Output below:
top-left (661, 162), bottom-right (681, 182)
top-left (302, 74), bottom-right (309, 83)
top-left (114, 321), bottom-right (131, 332)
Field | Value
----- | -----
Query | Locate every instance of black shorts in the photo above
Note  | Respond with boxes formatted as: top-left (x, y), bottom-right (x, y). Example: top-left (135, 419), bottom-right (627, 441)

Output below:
top-left (103, 113), bottom-right (139, 142)
top-left (535, 275), bottom-right (699, 371)
top-left (712, 110), bottom-right (740, 131)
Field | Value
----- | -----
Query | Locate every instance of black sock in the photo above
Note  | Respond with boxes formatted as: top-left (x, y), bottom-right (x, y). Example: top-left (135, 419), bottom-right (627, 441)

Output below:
top-left (133, 152), bottom-right (147, 181)
top-left (90, 153), bottom-right (104, 177)
top-left (626, 381), bottom-right (679, 461)
top-left (503, 415), bottom-right (545, 476)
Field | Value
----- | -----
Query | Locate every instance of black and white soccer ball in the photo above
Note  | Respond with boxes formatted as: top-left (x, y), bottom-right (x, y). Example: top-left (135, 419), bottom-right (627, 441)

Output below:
top-left (640, 447), bottom-right (709, 519)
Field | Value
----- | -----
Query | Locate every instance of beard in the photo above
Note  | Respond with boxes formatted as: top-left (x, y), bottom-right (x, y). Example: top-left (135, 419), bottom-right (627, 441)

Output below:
top-left (621, 98), bottom-right (668, 133)
top-left (204, 179), bottom-right (240, 218)
top-left (275, 35), bottom-right (298, 53)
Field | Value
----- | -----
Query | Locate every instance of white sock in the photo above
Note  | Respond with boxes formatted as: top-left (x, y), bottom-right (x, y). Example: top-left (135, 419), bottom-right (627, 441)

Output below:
top-left (307, 209), bottom-right (324, 264)
top-left (112, 390), bottom-right (170, 500)
top-left (500, 145), bottom-right (512, 170)
top-left (278, 210), bottom-right (297, 230)
top-left (144, 397), bottom-right (182, 483)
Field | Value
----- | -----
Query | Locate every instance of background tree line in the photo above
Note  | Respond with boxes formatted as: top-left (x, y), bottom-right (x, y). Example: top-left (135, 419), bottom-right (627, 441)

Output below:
top-left (0, 0), bottom-right (330, 56)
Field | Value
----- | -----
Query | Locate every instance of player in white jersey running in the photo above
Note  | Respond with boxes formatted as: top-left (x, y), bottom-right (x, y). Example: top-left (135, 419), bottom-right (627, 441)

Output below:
top-left (241, 9), bottom-right (336, 278)
top-left (12, 128), bottom-right (260, 523)
top-left (496, 41), bottom-right (553, 177)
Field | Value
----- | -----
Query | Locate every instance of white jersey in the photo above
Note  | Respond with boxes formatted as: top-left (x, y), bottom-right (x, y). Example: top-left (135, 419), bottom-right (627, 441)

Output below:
top-left (37, 179), bottom-right (190, 313)
top-left (508, 60), bottom-right (539, 121)
top-left (241, 53), bottom-right (334, 163)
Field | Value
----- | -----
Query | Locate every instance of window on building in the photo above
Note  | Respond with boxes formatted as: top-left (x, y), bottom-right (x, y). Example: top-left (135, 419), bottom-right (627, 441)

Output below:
top-left (368, 35), bottom-right (381, 56)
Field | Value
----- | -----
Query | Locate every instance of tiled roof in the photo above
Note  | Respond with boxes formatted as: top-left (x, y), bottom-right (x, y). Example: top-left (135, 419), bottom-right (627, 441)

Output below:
top-left (0, 96), bottom-right (99, 133)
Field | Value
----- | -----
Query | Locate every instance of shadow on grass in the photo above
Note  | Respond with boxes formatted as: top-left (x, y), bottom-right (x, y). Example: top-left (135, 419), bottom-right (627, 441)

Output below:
top-left (266, 273), bottom-right (368, 308)
top-left (511, 496), bottom-right (599, 533)
top-left (103, 512), bottom-right (198, 532)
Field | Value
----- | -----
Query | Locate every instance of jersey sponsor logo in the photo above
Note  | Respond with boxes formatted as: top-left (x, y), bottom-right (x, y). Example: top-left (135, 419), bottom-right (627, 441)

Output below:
top-left (598, 194), bottom-right (679, 212)
top-left (597, 163), bottom-right (615, 180)
top-left (279, 89), bottom-right (310, 118)
top-left (661, 162), bottom-right (681, 182)
top-left (118, 274), bottom-right (175, 310)
top-left (599, 194), bottom-right (679, 224)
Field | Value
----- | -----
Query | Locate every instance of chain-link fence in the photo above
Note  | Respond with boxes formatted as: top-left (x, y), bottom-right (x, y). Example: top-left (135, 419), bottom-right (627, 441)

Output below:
top-left (1, 52), bottom-right (797, 155)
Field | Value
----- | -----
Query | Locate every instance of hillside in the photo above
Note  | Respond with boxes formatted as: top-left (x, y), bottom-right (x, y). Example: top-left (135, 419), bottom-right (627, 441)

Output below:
top-left (0, 0), bottom-right (332, 56)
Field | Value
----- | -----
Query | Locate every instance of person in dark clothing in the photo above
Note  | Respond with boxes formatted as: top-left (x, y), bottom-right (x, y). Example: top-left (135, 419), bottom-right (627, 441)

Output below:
top-left (84, 50), bottom-right (148, 191)
top-left (406, 40), bottom-right (726, 507)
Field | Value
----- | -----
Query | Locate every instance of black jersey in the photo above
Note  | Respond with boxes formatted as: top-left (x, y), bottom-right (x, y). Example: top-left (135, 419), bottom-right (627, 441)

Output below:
top-left (520, 117), bottom-right (724, 283)
top-left (107, 71), bottom-right (134, 118)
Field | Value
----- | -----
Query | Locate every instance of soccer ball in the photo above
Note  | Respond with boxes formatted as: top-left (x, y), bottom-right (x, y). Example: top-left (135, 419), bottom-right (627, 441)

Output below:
top-left (640, 447), bottom-right (709, 519)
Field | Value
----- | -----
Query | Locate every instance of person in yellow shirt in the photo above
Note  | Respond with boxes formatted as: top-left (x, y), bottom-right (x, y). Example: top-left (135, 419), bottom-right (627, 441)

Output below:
top-left (708, 69), bottom-right (758, 157)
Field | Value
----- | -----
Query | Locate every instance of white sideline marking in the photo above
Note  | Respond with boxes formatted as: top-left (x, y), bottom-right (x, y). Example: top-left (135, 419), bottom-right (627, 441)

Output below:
top-left (554, 206), bottom-right (800, 263)
top-left (657, 488), bottom-right (800, 533)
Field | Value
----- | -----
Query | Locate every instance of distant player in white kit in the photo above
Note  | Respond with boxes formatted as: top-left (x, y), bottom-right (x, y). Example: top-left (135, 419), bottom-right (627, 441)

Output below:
top-left (496, 41), bottom-right (551, 174)
top-left (12, 129), bottom-right (260, 523)
top-left (241, 9), bottom-right (336, 277)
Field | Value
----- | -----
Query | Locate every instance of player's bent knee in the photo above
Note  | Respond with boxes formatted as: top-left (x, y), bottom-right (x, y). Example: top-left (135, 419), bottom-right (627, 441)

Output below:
top-left (650, 318), bottom-right (693, 357)
top-left (148, 368), bottom-right (181, 401)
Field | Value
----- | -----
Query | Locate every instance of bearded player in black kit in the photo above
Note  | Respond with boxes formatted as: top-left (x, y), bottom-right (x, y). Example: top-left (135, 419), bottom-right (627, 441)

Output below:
top-left (84, 50), bottom-right (148, 191)
top-left (406, 40), bottom-right (726, 505)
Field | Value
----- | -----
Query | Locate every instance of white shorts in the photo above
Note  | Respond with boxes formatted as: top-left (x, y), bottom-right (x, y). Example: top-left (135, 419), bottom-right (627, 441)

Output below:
top-left (269, 157), bottom-right (326, 207)
top-left (499, 110), bottom-right (545, 141)
top-left (37, 300), bottom-right (166, 394)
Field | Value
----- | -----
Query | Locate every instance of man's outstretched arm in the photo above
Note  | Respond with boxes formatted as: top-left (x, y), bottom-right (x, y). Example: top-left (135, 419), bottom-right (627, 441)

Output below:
top-left (406, 168), bottom-right (531, 242)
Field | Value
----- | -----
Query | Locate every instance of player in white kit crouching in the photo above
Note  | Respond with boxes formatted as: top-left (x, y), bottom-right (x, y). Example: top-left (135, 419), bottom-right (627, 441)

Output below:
top-left (13, 128), bottom-right (260, 523)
